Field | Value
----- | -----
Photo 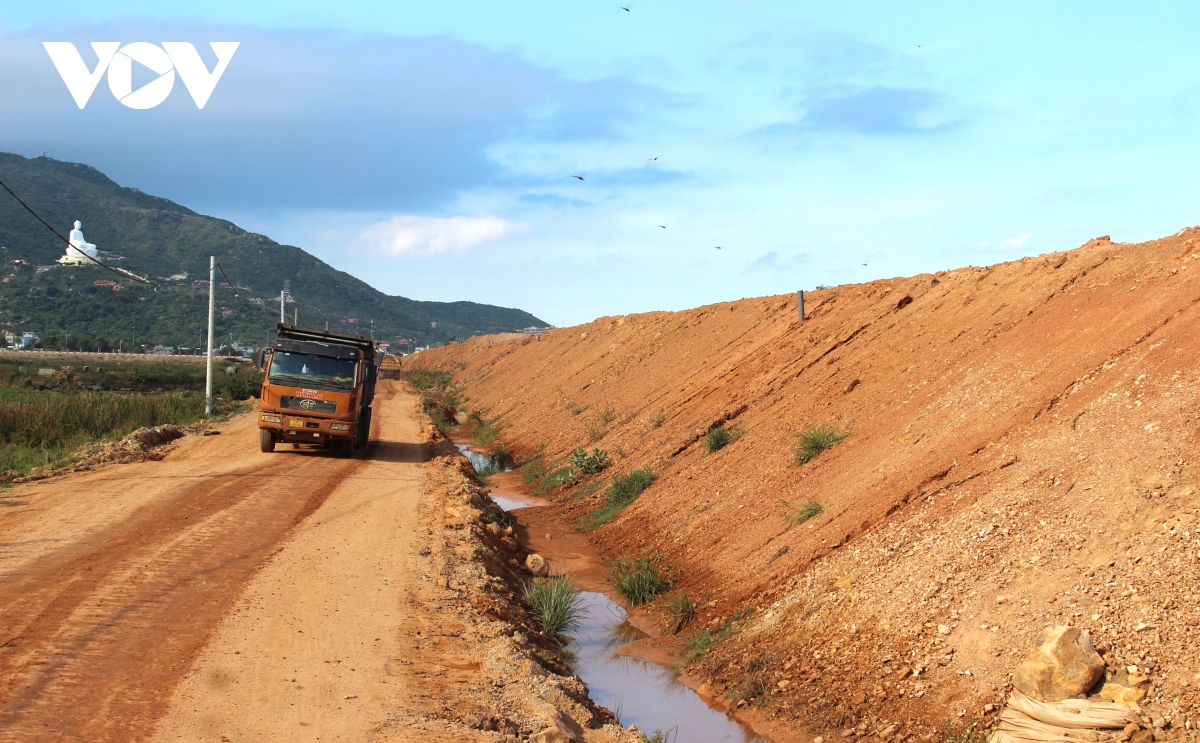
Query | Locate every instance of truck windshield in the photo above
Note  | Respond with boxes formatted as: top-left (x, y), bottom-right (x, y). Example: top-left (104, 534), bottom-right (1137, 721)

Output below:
top-left (268, 352), bottom-right (356, 390)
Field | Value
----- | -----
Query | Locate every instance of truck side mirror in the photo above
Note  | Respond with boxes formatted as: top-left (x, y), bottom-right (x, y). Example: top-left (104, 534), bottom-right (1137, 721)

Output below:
top-left (254, 349), bottom-right (268, 371)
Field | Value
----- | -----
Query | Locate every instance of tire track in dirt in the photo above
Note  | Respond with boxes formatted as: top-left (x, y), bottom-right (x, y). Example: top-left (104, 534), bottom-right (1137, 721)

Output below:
top-left (0, 418), bottom-right (368, 742)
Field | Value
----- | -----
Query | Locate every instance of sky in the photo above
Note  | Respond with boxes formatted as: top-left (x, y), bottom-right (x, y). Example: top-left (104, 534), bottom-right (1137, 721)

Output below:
top-left (2, 2), bottom-right (1199, 327)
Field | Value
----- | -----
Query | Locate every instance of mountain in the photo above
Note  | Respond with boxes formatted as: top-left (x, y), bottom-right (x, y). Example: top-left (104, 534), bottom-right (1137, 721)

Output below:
top-left (0, 152), bottom-right (547, 349)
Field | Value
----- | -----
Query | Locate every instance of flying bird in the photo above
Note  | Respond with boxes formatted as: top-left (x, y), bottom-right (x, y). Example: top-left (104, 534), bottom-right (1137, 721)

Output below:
top-left (862, 262), bottom-right (868, 266)
top-left (658, 225), bottom-right (667, 229)
top-left (713, 246), bottom-right (723, 250)
top-left (621, 6), bottom-right (630, 10)
top-left (648, 155), bottom-right (662, 161)
top-left (571, 175), bottom-right (584, 181)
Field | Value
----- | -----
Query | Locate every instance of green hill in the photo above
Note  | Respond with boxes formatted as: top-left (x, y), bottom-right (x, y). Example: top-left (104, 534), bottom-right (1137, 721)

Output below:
top-left (0, 152), bottom-right (547, 350)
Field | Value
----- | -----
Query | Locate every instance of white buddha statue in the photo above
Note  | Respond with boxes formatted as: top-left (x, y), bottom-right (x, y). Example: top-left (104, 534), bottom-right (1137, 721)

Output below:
top-left (58, 220), bottom-right (99, 264)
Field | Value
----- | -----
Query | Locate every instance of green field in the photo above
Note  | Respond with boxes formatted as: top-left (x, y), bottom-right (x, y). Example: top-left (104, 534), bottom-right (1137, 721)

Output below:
top-left (0, 356), bottom-right (263, 482)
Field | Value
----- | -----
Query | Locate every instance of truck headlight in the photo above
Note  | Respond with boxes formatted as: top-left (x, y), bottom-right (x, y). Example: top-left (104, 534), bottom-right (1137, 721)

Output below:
top-left (261, 414), bottom-right (281, 423)
top-left (330, 423), bottom-right (350, 431)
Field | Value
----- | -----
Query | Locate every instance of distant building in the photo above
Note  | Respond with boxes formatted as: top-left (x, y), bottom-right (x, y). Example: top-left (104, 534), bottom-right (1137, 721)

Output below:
top-left (9, 259), bottom-right (27, 265)
top-left (20, 332), bottom-right (38, 349)
top-left (193, 279), bottom-right (209, 287)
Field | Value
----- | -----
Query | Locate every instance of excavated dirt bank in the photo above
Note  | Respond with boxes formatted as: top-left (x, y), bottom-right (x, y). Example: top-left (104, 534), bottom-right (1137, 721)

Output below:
top-left (415, 229), bottom-right (1200, 742)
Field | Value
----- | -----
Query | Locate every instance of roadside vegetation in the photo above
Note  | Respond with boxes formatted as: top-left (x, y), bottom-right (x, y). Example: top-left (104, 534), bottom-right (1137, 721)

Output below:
top-left (402, 367), bottom-right (460, 435)
top-left (578, 468), bottom-right (656, 531)
top-left (607, 552), bottom-right (673, 606)
top-left (523, 575), bottom-right (585, 638)
top-left (703, 423), bottom-right (743, 454)
top-left (793, 424), bottom-right (851, 465)
top-left (665, 594), bottom-right (695, 631)
top-left (0, 357), bottom-right (262, 482)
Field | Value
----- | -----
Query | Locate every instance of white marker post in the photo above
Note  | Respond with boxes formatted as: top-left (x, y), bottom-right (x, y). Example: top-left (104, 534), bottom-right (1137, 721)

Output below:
top-left (205, 256), bottom-right (215, 416)
top-left (797, 290), bottom-right (805, 322)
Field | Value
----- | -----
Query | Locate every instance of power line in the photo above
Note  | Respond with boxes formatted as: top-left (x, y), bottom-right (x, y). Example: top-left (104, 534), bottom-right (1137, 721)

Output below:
top-left (0, 176), bottom-right (154, 285)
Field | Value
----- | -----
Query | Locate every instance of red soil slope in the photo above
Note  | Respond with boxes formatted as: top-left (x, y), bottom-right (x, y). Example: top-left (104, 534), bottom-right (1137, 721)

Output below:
top-left (417, 230), bottom-right (1200, 740)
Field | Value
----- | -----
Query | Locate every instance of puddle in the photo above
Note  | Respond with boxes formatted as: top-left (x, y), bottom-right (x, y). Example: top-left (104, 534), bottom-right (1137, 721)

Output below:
top-left (455, 435), bottom-right (769, 742)
top-left (569, 591), bottom-right (769, 742)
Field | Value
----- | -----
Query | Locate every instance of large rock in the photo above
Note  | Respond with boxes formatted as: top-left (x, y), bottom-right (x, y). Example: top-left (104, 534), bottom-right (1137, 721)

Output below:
top-left (1012, 626), bottom-right (1105, 702)
top-left (525, 553), bottom-right (549, 577)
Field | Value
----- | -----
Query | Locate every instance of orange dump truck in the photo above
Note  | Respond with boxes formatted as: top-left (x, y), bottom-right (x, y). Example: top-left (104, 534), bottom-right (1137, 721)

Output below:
top-left (379, 353), bottom-right (402, 379)
top-left (255, 324), bottom-right (378, 455)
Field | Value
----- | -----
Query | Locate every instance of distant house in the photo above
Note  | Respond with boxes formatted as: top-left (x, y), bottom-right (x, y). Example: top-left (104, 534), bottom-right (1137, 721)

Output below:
top-left (344, 318), bottom-right (357, 324)
top-left (219, 282), bottom-right (231, 287)
top-left (20, 331), bottom-right (38, 349)
top-left (9, 259), bottom-right (28, 265)
top-left (193, 279), bottom-right (209, 287)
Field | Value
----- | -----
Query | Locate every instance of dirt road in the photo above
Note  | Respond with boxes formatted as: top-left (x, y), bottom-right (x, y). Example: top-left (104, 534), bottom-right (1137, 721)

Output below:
top-left (0, 383), bottom-right (430, 741)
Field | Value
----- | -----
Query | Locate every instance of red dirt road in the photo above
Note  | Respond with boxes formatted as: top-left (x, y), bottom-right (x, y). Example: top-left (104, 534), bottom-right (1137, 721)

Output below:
top-left (0, 383), bottom-right (425, 742)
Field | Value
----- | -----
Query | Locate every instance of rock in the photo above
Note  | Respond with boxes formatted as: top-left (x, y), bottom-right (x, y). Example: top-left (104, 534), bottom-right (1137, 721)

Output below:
top-left (938, 624), bottom-right (952, 635)
top-left (1012, 626), bottom-right (1105, 702)
top-left (463, 714), bottom-right (484, 729)
top-left (1130, 731), bottom-right (1154, 743)
top-left (815, 737), bottom-right (824, 743)
top-left (852, 690), bottom-right (867, 706)
top-left (698, 682), bottom-right (713, 697)
top-left (530, 727), bottom-right (575, 743)
top-left (525, 553), bottom-right (549, 576)
top-left (1101, 682), bottom-right (1148, 711)
top-left (518, 659), bottom-right (546, 678)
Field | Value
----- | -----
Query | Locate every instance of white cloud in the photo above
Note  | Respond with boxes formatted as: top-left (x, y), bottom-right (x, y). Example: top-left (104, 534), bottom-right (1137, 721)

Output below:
top-left (357, 214), bottom-right (530, 257)
top-left (1001, 233), bottom-right (1030, 249)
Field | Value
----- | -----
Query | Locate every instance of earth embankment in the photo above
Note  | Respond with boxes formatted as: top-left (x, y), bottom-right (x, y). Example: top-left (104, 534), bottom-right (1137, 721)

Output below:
top-left (415, 230), bottom-right (1200, 739)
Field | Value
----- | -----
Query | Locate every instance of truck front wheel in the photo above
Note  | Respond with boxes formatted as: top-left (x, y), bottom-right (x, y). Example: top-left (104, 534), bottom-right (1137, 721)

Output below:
top-left (259, 428), bottom-right (276, 453)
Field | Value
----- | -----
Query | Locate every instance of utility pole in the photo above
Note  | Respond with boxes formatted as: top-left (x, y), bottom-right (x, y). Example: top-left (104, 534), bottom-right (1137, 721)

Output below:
top-left (294, 308), bottom-right (298, 325)
top-left (797, 290), bottom-right (805, 322)
top-left (279, 289), bottom-right (285, 324)
top-left (206, 256), bottom-right (215, 416)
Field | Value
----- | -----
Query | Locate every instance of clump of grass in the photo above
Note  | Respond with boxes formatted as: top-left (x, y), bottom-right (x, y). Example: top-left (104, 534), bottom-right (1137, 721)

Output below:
top-left (782, 499), bottom-right (824, 525)
top-left (599, 405), bottom-right (616, 426)
top-left (523, 575), bottom-right (585, 637)
top-left (607, 552), bottom-right (673, 606)
top-left (474, 458), bottom-right (499, 484)
top-left (532, 465), bottom-right (575, 496)
top-left (570, 447), bottom-right (609, 476)
top-left (666, 594), bottom-right (695, 629)
top-left (649, 409), bottom-right (666, 428)
top-left (648, 729), bottom-right (678, 743)
top-left (703, 423), bottom-right (742, 454)
top-left (679, 607), bottom-right (753, 665)
top-left (793, 424), bottom-right (851, 465)
top-left (578, 469), bottom-right (656, 531)
top-left (520, 444), bottom-right (548, 484)
top-left (480, 499), bottom-right (513, 528)
top-left (587, 425), bottom-right (605, 443)
top-left (568, 402), bottom-right (586, 416)
top-left (682, 629), bottom-right (713, 663)
top-left (472, 419), bottom-right (498, 445)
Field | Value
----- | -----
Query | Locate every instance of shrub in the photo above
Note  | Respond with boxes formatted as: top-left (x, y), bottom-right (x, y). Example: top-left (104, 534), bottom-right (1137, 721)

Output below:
top-left (649, 409), bottom-right (666, 428)
top-left (472, 419), bottom-right (498, 445)
top-left (570, 447), bottom-right (609, 476)
top-left (578, 469), bottom-right (656, 531)
top-left (793, 424), bottom-right (851, 465)
top-left (607, 552), bottom-right (673, 606)
top-left (782, 499), bottom-right (824, 525)
top-left (523, 576), bottom-right (585, 637)
top-left (599, 405), bottom-right (616, 426)
top-left (648, 729), bottom-right (678, 743)
top-left (587, 425), bottom-right (605, 443)
top-left (703, 424), bottom-right (742, 454)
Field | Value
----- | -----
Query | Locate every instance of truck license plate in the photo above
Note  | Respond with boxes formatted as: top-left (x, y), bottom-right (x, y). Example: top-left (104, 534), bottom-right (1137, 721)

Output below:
top-left (289, 418), bottom-right (304, 427)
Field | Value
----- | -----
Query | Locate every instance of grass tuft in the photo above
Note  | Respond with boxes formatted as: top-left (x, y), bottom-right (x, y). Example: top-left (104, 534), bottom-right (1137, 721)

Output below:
top-left (781, 499), bottom-right (824, 525)
top-left (607, 552), bottom-right (673, 606)
top-left (649, 409), bottom-right (666, 428)
top-left (578, 469), bottom-right (656, 531)
top-left (793, 424), bottom-right (851, 465)
top-left (665, 594), bottom-right (695, 629)
top-left (703, 423), bottom-right (742, 454)
top-left (523, 575), bottom-right (585, 637)
top-left (943, 722), bottom-right (991, 743)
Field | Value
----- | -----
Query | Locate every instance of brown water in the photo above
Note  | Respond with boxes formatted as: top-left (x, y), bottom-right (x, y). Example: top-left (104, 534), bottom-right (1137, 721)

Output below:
top-left (454, 438), bottom-right (770, 742)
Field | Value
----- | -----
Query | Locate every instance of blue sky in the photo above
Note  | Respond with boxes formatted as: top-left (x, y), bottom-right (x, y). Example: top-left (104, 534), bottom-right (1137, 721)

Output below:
top-left (2, 2), bottom-right (1199, 326)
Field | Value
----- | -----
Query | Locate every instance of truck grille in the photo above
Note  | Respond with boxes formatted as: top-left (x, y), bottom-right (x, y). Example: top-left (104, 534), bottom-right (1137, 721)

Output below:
top-left (280, 396), bottom-right (337, 414)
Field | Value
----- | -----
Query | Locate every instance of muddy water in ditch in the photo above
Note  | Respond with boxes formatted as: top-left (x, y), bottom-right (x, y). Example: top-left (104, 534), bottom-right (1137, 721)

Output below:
top-left (454, 440), bottom-right (768, 742)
